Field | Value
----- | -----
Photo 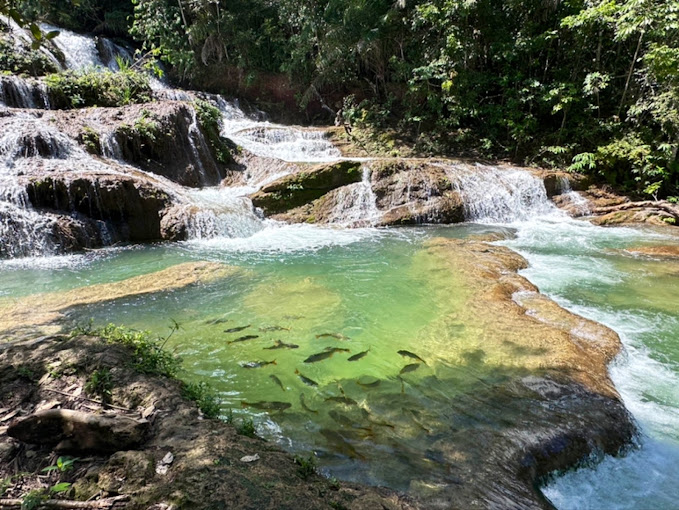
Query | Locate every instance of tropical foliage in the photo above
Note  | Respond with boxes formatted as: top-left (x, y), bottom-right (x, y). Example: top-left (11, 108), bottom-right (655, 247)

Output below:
top-left (7, 0), bottom-right (679, 196)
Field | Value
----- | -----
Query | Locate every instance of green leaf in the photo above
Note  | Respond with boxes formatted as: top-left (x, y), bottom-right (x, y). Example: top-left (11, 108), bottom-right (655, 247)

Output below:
top-left (50, 482), bottom-right (72, 494)
top-left (30, 24), bottom-right (42, 41)
top-left (45, 31), bottom-right (61, 41)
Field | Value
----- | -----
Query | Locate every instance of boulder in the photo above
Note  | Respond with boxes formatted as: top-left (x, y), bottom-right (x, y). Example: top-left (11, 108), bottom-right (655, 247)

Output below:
top-left (8, 409), bottom-right (149, 453)
top-left (250, 160), bottom-right (362, 214)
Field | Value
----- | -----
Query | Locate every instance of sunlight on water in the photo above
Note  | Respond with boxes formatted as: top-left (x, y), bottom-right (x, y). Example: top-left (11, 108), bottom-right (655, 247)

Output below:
top-left (499, 216), bottom-right (679, 509)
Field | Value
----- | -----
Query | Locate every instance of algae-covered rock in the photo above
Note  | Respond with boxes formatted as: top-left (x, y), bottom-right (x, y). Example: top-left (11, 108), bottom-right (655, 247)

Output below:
top-left (250, 160), bottom-right (362, 214)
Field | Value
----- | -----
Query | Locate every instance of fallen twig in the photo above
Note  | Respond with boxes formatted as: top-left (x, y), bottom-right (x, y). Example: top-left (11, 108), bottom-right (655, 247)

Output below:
top-left (0, 495), bottom-right (129, 508)
top-left (42, 388), bottom-right (132, 412)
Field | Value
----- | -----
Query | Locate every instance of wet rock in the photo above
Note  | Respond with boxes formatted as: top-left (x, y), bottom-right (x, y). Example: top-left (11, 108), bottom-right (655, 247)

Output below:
top-left (250, 160), bottom-right (362, 214)
top-left (26, 173), bottom-right (172, 243)
top-left (7, 409), bottom-right (150, 452)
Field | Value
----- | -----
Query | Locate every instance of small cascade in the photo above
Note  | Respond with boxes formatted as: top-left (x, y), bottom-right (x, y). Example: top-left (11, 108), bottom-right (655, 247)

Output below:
top-left (556, 176), bottom-right (591, 217)
top-left (0, 116), bottom-right (76, 168)
top-left (0, 75), bottom-right (50, 109)
top-left (212, 96), bottom-right (342, 163)
top-left (0, 178), bottom-right (58, 257)
top-left (327, 166), bottom-right (381, 226)
top-left (40, 23), bottom-right (103, 70)
top-left (183, 188), bottom-right (264, 240)
top-left (442, 163), bottom-right (555, 223)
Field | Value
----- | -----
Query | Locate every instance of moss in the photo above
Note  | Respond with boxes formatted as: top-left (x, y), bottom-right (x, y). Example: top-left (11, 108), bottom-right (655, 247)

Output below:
top-left (251, 161), bottom-right (362, 214)
top-left (0, 39), bottom-right (58, 76)
top-left (193, 99), bottom-right (235, 165)
top-left (78, 126), bottom-right (101, 155)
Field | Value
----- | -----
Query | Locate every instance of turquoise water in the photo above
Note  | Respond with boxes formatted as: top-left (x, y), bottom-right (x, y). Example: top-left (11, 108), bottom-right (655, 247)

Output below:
top-left (497, 215), bottom-right (679, 509)
top-left (1, 218), bottom-right (678, 507)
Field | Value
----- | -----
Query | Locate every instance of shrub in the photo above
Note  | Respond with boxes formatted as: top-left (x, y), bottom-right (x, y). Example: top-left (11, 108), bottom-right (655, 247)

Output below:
top-left (45, 68), bottom-right (152, 108)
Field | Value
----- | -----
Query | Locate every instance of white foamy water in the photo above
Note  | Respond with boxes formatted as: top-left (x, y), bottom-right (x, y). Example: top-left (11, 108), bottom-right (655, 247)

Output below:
top-left (491, 210), bottom-right (679, 510)
top-left (186, 222), bottom-right (382, 254)
top-left (212, 96), bottom-right (341, 163)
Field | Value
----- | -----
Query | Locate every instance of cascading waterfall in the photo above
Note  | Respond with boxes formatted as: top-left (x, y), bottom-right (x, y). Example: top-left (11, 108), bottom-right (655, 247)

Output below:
top-left (0, 75), bottom-right (50, 109)
top-left (183, 188), bottom-right (264, 240)
top-left (327, 165), bottom-right (381, 226)
top-left (212, 95), bottom-right (342, 163)
top-left (441, 163), bottom-right (555, 223)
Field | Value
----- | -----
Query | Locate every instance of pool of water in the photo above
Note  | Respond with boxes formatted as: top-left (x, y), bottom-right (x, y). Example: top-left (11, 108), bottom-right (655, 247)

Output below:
top-left (1, 218), bottom-right (678, 507)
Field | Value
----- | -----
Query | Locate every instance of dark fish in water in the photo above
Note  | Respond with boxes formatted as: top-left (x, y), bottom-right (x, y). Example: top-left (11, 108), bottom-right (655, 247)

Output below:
top-left (403, 407), bottom-right (431, 434)
top-left (304, 347), bottom-right (350, 363)
top-left (228, 334), bottom-right (259, 344)
top-left (270, 374), bottom-right (285, 391)
top-left (205, 317), bottom-right (230, 325)
top-left (259, 325), bottom-right (290, 332)
top-left (283, 315), bottom-right (305, 320)
top-left (225, 325), bottom-right (251, 333)
top-left (295, 369), bottom-right (318, 387)
top-left (348, 348), bottom-right (370, 362)
top-left (315, 333), bottom-right (350, 340)
top-left (300, 393), bottom-right (318, 413)
top-left (304, 350), bottom-right (335, 363)
top-left (241, 359), bottom-right (276, 369)
top-left (397, 350), bottom-right (427, 365)
top-left (358, 408), bottom-right (394, 428)
top-left (264, 340), bottom-right (299, 350)
top-left (325, 396), bottom-right (358, 406)
top-left (356, 377), bottom-right (381, 388)
top-left (320, 429), bottom-right (365, 459)
top-left (399, 363), bottom-right (421, 375)
top-left (241, 400), bottom-right (291, 411)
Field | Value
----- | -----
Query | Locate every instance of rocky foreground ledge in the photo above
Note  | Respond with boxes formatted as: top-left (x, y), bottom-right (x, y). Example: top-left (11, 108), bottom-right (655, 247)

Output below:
top-left (0, 239), bottom-right (636, 509)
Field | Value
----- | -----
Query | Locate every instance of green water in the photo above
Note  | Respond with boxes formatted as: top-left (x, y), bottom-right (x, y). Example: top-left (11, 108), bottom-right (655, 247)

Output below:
top-left (3, 219), bottom-right (679, 506)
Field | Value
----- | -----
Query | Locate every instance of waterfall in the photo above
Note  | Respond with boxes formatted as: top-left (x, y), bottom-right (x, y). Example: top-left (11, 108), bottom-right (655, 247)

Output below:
top-left (212, 95), bottom-right (342, 163)
top-left (326, 166), bottom-right (381, 226)
top-left (441, 163), bottom-right (555, 223)
top-left (556, 176), bottom-right (591, 217)
top-left (183, 188), bottom-right (264, 240)
top-left (0, 76), bottom-right (50, 109)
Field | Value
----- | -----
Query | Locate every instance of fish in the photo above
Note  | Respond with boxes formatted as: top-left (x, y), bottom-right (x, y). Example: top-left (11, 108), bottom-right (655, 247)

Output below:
top-left (205, 317), bottom-right (230, 325)
top-left (303, 350), bottom-right (335, 363)
top-left (283, 315), bottom-right (305, 320)
top-left (303, 347), bottom-right (350, 363)
top-left (295, 369), bottom-right (318, 387)
top-left (347, 348), bottom-right (370, 362)
top-left (320, 429), bottom-right (365, 459)
top-left (241, 359), bottom-right (276, 369)
top-left (397, 350), bottom-right (427, 365)
top-left (399, 363), bottom-right (421, 375)
top-left (259, 325), bottom-right (290, 332)
top-left (315, 333), bottom-right (350, 340)
top-left (270, 374), bottom-right (285, 391)
top-left (241, 400), bottom-right (291, 411)
top-left (225, 325), bottom-right (251, 333)
top-left (356, 377), bottom-right (381, 388)
top-left (300, 393), bottom-right (318, 413)
top-left (228, 334), bottom-right (259, 344)
top-left (359, 408), bottom-right (395, 429)
top-left (264, 340), bottom-right (299, 350)
top-left (325, 396), bottom-right (358, 406)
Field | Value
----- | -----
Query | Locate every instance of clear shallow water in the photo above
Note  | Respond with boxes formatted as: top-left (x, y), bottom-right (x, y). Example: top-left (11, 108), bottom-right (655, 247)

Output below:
top-left (1, 217), bottom-right (679, 506)
top-left (497, 215), bottom-right (679, 509)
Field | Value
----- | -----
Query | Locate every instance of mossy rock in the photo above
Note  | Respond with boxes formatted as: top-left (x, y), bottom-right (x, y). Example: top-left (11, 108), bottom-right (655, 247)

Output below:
top-left (250, 161), bottom-right (362, 214)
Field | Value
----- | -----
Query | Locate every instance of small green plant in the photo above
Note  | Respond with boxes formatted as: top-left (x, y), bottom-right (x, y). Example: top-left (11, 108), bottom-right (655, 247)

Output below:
top-left (85, 368), bottom-right (113, 403)
top-left (72, 322), bottom-right (181, 377)
top-left (50, 482), bottom-right (71, 494)
top-left (182, 381), bottom-right (220, 418)
top-left (224, 408), bottom-right (234, 424)
top-left (79, 126), bottom-right (101, 155)
top-left (236, 419), bottom-right (256, 438)
top-left (21, 489), bottom-right (46, 510)
top-left (0, 477), bottom-right (10, 497)
top-left (16, 365), bottom-right (35, 380)
top-left (42, 456), bottom-right (77, 474)
top-left (328, 477), bottom-right (341, 490)
top-left (293, 454), bottom-right (317, 480)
